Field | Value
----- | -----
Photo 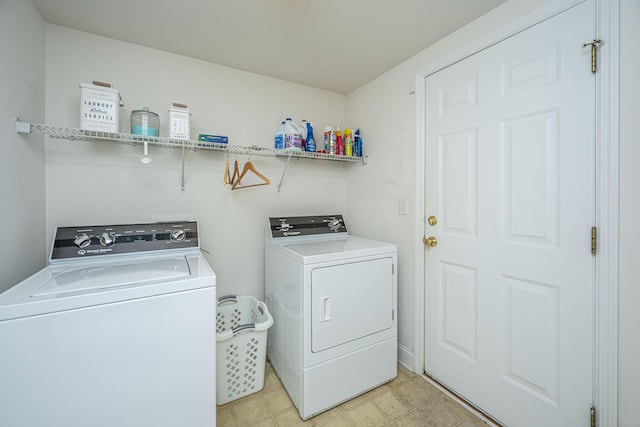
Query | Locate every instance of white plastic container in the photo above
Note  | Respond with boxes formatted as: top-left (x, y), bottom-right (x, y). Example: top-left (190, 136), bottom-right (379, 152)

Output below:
top-left (274, 121), bottom-right (285, 149)
top-left (169, 102), bottom-right (191, 140)
top-left (216, 295), bottom-right (273, 405)
top-left (283, 118), bottom-right (302, 150)
top-left (80, 81), bottom-right (123, 132)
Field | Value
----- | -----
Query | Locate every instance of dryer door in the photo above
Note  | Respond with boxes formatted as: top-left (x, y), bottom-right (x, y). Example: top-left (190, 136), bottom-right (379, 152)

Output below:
top-left (311, 257), bottom-right (394, 353)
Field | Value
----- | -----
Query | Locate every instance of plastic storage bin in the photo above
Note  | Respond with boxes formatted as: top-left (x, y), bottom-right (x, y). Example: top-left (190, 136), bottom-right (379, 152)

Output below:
top-left (216, 295), bottom-right (274, 405)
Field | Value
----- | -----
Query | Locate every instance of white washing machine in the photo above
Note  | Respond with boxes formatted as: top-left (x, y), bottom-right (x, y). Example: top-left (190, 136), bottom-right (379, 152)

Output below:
top-left (265, 215), bottom-right (397, 420)
top-left (0, 221), bottom-right (216, 427)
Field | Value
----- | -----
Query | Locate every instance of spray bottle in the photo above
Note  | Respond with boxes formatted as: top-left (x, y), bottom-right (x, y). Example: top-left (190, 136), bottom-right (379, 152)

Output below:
top-left (335, 125), bottom-right (344, 155)
top-left (344, 128), bottom-right (354, 156)
top-left (324, 126), bottom-right (332, 153)
top-left (354, 129), bottom-right (363, 157)
top-left (300, 119), bottom-right (308, 148)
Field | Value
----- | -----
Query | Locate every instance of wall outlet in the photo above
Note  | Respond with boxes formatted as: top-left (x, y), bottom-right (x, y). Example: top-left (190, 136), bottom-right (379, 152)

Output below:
top-left (398, 197), bottom-right (409, 215)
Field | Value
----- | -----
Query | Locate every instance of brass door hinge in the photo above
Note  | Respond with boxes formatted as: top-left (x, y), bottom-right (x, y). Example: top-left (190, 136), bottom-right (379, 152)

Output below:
top-left (591, 227), bottom-right (597, 255)
top-left (582, 39), bottom-right (602, 73)
top-left (590, 406), bottom-right (596, 427)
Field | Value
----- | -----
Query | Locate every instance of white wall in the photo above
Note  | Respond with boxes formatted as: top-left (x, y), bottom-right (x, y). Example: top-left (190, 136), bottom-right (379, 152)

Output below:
top-left (44, 25), bottom-right (351, 300)
top-left (0, 0), bottom-right (46, 292)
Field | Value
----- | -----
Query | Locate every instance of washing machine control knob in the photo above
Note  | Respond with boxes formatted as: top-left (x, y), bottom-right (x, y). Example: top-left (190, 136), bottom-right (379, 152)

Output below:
top-left (74, 234), bottom-right (91, 248)
top-left (99, 232), bottom-right (116, 246)
top-left (328, 218), bottom-right (341, 231)
top-left (170, 229), bottom-right (186, 242)
top-left (279, 223), bottom-right (290, 232)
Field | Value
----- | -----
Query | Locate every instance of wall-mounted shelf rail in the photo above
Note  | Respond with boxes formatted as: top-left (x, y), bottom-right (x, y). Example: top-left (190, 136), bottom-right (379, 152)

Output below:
top-left (15, 122), bottom-right (367, 163)
top-left (15, 121), bottom-right (367, 192)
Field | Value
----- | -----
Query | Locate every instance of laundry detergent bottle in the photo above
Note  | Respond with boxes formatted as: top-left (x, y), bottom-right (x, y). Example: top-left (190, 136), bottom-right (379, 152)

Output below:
top-left (275, 121), bottom-right (285, 149)
top-left (283, 118), bottom-right (302, 150)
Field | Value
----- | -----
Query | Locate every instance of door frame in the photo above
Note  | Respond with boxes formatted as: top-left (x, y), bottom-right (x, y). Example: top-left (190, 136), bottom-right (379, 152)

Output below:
top-left (412, 0), bottom-right (619, 425)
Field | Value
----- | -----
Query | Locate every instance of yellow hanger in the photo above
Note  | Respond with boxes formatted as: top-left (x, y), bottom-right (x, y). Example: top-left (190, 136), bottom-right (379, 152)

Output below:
top-left (231, 161), bottom-right (270, 190)
top-left (223, 158), bottom-right (231, 184)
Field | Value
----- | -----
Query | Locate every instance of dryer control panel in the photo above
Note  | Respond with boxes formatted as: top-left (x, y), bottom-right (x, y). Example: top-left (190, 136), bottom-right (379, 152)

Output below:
top-left (267, 215), bottom-right (348, 239)
top-left (50, 221), bottom-right (199, 261)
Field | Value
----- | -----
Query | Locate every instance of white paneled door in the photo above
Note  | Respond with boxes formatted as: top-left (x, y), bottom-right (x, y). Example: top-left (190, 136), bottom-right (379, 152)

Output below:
top-left (423, 1), bottom-right (595, 426)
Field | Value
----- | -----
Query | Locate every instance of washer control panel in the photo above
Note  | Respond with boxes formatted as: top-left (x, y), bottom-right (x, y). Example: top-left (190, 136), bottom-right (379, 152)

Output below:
top-left (50, 221), bottom-right (199, 261)
top-left (268, 215), bottom-right (348, 239)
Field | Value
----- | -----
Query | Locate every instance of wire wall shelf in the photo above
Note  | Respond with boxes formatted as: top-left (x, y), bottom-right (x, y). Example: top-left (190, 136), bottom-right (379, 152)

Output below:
top-left (16, 122), bottom-right (367, 164)
top-left (16, 120), bottom-right (367, 192)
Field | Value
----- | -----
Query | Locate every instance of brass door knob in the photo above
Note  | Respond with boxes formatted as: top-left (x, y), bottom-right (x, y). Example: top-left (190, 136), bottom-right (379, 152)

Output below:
top-left (428, 216), bottom-right (438, 226)
top-left (423, 236), bottom-right (438, 247)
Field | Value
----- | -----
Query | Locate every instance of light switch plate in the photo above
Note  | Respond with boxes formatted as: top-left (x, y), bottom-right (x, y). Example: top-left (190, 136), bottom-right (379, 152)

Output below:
top-left (398, 197), bottom-right (409, 215)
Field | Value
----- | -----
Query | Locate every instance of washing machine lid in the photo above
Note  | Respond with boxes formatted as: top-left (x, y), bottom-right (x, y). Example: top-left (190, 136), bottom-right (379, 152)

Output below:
top-left (32, 256), bottom-right (191, 297)
top-left (0, 251), bottom-right (215, 321)
top-left (277, 235), bottom-right (397, 264)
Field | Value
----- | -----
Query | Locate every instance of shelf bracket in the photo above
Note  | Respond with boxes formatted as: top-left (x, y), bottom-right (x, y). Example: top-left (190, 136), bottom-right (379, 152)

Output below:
top-left (15, 119), bottom-right (32, 134)
top-left (277, 152), bottom-right (293, 193)
top-left (180, 143), bottom-right (186, 192)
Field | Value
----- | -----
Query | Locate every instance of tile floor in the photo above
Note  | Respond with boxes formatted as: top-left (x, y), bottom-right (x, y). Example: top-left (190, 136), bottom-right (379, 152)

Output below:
top-left (216, 363), bottom-right (490, 426)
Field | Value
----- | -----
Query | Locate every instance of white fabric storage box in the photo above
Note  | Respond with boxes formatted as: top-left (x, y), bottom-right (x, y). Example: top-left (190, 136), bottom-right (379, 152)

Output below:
top-left (216, 295), bottom-right (273, 405)
top-left (80, 81), bottom-right (123, 132)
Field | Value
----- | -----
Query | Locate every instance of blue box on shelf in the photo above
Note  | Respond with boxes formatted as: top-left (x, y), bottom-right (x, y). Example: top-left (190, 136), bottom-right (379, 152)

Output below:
top-left (198, 134), bottom-right (228, 144)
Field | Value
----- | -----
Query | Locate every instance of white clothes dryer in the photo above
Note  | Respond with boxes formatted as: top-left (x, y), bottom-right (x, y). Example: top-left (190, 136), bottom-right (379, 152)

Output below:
top-left (265, 215), bottom-right (397, 420)
top-left (0, 221), bottom-right (216, 427)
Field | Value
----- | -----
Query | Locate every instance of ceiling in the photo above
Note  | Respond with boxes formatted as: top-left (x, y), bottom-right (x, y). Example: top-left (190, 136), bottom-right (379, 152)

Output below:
top-left (32, 0), bottom-right (507, 94)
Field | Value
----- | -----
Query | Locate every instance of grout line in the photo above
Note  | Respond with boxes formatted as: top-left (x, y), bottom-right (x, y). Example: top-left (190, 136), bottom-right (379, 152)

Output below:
top-left (419, 374), bottom-right (502, 427)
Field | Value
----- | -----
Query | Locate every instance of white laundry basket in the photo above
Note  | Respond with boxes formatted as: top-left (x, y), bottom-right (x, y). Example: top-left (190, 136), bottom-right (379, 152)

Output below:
top-left (216, 295), bottom-right (273, 405)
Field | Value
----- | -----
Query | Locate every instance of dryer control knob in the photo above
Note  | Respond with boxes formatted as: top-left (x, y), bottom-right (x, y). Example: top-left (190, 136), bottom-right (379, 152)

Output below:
top-left (74, 234), bottom-right (91, 248)
top-left (170, 229), bottom-right (186, 242)
top-left (100, 232), bottom-right (116, 246)
top-left (328, 218), bottom-right (341, 231)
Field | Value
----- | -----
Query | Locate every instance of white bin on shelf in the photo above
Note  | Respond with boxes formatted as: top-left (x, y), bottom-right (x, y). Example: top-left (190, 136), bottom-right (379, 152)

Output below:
top-left (216, 295), bottom-right (274, 405)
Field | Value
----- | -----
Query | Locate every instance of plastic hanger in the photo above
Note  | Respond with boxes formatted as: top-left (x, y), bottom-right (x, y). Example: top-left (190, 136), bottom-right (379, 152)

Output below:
top-left (231, 161), bottom-right (270, 190)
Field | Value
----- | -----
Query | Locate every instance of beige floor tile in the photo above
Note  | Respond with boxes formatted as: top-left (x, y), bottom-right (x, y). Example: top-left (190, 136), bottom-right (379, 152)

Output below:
top-left (338, 390), bottom-right (375, 411)
top-left (234, 397), bottom-right (272, 425)
top-left (263, 386), bottom-right (295, 415)
top-left (412, 395), bottom-right (468, 427)
top-left (312, 412), bottom-right (356, 426)
top-left (342, 400), bottom-right (390, 426)
top-left (454, 416), bottom-right (491, 427)
top-left (388, 408), bottom-right (435, 427)
top-left (248, 417), bottom-right (277, 427)
top-left (391, 376), bottom-right (443, 409)
top-left (273, 407), bottom-right (314, 426)
top-left (372, 388), bottom-right (416, 421)
top-left (217, 364), bottom-right (482, 427)
top-left (389, 365), bottom-right (415, 389)
top-left (263, 364), bottom-right (283, 393)
top-left (216, 405), bottom-right (237, 426)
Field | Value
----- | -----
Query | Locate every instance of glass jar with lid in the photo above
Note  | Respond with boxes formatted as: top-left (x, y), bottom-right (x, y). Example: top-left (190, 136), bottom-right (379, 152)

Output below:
top-left (131, 107), bottom-right (159, 137)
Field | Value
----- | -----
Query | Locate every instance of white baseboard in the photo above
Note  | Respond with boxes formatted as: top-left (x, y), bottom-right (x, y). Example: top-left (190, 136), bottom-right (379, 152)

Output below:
top-left (397, 343), bottom-right (415, 373)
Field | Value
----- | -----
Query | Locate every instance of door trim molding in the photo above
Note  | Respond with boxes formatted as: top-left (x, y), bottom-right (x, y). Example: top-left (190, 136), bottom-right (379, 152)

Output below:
top-left (413, 0), bottom-right (619, 425)
top-left (593, 1), bottom-right (619, 426)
